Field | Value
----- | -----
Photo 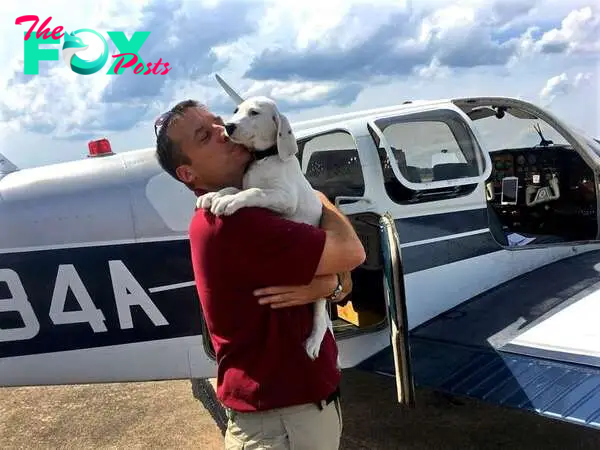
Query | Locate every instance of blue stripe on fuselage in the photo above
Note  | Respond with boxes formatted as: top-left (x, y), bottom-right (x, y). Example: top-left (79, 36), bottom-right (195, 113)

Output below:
top-left (0, 240), bottom-right (202, 358)
top-left (394, 207), bottom-right (499, 274)
top-left (0, 208), bottom-right (495, 357)
top-left (395, 208), bottom-right (489, 243)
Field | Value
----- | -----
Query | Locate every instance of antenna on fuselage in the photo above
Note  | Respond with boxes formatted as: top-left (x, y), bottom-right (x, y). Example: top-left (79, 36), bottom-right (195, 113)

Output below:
top-left (215, 74), bottom-right (245, 105)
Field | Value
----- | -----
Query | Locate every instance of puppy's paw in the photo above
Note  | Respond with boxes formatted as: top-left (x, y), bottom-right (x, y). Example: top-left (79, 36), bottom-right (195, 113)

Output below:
top-left (198, 188), bottom-right (243, 214)
top-left (209, 195), bottom-right (230, 216)
top-left (304, 336), bottom-right (322, 360)
top-left (222, 198), bottom-right (245, 216)
top-left (210, 194), bottom-right (245, 216)
top-left (196, 192), bottom-right (220, 210)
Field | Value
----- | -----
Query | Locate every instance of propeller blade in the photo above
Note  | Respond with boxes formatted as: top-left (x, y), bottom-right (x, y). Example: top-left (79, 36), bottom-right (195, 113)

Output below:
top-left (215, 74), bottom-right (245, 105)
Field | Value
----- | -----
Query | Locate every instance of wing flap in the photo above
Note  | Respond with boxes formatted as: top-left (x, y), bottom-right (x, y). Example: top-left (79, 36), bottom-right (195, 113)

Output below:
top-left (501, 286), bottom-right (600, 366)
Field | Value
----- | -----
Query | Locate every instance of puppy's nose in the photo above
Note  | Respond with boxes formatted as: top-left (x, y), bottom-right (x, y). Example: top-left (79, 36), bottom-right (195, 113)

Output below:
top-left (225, 123), bottom-right (236, 136)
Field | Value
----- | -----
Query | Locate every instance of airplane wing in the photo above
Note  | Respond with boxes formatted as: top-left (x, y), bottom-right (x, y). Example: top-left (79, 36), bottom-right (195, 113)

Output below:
top-left (359, 248), bottom-right (600, 430)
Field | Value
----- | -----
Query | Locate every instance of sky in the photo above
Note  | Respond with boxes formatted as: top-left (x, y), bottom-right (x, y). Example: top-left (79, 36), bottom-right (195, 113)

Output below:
top-left (0, 0), bottom-right (598, 169)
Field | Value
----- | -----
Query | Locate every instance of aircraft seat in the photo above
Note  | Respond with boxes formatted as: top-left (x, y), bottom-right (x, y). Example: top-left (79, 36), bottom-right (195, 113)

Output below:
top-left (432, 163), bottom-right (473, 181)
top-left (486, 203), bottom-right (564, 246)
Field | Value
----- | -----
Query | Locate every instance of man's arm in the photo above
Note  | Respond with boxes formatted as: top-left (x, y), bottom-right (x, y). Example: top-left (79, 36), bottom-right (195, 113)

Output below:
top-left (254, 271), bottom-right (353, 309)
top-left (219, 195), bottom-right (364, 289)
top-left (313, 191), bottom-right (366, 276)
top-left (243, 192), bottom-right (361, 307)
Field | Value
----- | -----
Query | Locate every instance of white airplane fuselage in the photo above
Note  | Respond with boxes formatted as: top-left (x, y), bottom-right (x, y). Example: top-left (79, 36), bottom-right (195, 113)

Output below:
top-left (2, 95), bottom-right (600, 432)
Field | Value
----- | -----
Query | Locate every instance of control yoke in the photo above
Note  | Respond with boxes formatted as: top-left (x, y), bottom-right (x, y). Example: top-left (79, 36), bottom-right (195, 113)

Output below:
top-left (525, 174), bottom-right (560, 206)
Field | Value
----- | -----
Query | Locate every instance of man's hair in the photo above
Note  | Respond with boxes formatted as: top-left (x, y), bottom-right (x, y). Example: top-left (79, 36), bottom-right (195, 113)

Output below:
top-left (154, 99), bottom-right (206, 187)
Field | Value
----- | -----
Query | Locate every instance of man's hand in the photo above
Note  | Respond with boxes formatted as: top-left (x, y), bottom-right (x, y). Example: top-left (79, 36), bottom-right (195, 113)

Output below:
top-left (255, 272), bottom-right (351, 309)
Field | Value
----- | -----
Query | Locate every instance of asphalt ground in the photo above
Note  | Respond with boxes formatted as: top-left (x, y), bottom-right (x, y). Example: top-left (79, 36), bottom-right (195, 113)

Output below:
top-left (1, 369), bottom-right (599, 450)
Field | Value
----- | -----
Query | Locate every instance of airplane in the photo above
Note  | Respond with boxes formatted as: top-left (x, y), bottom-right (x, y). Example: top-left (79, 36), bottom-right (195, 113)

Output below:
top-left (1, 73), bottom-right (600, 437)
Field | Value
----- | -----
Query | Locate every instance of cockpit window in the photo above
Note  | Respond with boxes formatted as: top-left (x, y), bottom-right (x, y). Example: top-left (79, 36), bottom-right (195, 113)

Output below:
top-left (469, 112), bottom-right (570, 152)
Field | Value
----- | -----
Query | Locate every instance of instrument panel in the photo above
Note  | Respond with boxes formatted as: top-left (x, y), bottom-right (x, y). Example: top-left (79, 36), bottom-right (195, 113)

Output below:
top-left (490, 148), bottom-right (562, 192)
top-left (490, 153), bottom-right (514, 186)
top-left (488, 146), bottom-right (597, 241)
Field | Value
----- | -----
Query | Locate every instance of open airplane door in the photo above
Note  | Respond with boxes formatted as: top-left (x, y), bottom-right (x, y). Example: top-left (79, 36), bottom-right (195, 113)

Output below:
top-left (379, 211), bottom-right (415, 407)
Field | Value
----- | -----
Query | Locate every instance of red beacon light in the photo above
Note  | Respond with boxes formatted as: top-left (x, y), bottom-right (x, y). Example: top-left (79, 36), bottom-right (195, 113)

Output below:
top-left (87, 138), bottom-right (115, 157)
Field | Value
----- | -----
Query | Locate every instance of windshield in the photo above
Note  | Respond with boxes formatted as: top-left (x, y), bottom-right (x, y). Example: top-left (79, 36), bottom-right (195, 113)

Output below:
top-left (469, 113), bottom-right (571, 152)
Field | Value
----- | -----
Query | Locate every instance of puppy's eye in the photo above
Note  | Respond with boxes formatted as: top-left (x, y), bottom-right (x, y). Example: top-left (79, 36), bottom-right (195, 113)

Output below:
top-left (233, 107), bottom-right (238, 114)
top-left (249, 110), bottom-right (259, 116)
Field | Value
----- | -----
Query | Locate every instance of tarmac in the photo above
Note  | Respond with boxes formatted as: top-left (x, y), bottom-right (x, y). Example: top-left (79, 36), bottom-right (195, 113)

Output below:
top-left (1, 368), bottom-right (599, 449)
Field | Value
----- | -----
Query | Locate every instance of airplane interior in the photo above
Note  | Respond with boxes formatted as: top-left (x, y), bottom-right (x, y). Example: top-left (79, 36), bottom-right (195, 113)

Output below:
top-left (484, 128), bottom-right (598, 248)
top-left (454, 103), bottom-right (599, 247)
top-left (485, 144), bottom-right (598, 246)
top-left (332, 211), bottom-right (388, 336)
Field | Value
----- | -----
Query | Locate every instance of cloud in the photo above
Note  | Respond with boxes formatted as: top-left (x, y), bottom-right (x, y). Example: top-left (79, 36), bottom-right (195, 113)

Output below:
top-left (539, 71), bottom-right (594, 103)
top-left (101, 0), bottom-right (261, 104)
top-left (245, 8), bottom-right (419, 83)
top-left (0, 0), bottom-right (263, 140)
top-left (489, 0), bottom-right (538, 26)
top-left (243, 1), bottom-right (582, 87)
top-left (1, 0), bottom-right (599, 169)
top-left (244, 2), bottom-right (419, 82)
top-left (242, 80), bottom-right (363, 111)
top-left (536, 7), bottom-right (600, 54)
top-left (0, 56), bottom-right (129, 139)
top-left (415, 57), bottom-right (452, 79)
top-left (181, 78), bottom-right (364, 121)
top-left (422, 5), bottom-right (520, 69)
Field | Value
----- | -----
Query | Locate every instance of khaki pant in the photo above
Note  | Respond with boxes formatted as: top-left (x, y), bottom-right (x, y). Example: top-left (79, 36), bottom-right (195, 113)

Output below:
top-left (224, 398), bottom-right (343, 450)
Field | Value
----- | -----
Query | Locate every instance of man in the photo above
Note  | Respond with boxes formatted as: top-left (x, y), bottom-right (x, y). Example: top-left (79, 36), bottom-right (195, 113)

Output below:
top-left (154, 99), bottom-right (366, 449)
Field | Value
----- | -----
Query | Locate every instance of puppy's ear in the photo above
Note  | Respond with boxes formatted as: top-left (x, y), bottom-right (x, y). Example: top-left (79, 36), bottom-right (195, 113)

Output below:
top-left (275, 111), bottom-right (298, 161)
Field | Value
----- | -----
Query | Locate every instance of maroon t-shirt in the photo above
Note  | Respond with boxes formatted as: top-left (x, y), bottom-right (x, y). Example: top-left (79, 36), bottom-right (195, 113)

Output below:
top-left (188, 205), bottom-right (341, 412)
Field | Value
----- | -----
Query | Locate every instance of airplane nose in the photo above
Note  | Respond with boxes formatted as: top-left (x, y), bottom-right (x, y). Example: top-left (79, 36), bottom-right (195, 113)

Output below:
top-left (225, 123), bottom-right (236, 136)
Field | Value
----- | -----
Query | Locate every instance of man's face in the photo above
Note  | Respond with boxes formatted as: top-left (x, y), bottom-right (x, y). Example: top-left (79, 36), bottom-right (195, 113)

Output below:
top-left (170, 106), bottom-right (252, 192)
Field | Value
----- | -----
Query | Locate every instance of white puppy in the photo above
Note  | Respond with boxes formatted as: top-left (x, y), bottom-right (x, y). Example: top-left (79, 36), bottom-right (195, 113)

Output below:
top-left (196, 96), bottom-right (331, 360)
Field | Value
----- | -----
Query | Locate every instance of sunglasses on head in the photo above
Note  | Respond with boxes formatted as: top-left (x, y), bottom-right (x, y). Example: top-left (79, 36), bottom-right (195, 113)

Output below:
top-left (154, 111), bottom-right (172, 138)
